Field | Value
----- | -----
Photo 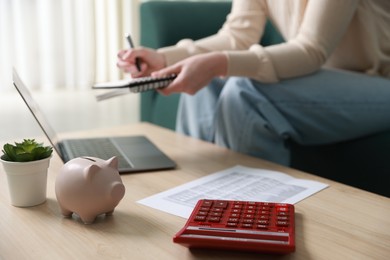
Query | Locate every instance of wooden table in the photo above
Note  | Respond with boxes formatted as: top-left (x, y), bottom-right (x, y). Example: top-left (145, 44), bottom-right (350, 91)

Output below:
top-left (0, 123), bottom-right (389, 260)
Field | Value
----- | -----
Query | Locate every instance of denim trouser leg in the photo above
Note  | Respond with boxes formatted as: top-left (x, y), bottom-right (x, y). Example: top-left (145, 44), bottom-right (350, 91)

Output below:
top-left (176, 69), bottom-right (390, 165)
top-left (176, 78), bottom-right (226, 142)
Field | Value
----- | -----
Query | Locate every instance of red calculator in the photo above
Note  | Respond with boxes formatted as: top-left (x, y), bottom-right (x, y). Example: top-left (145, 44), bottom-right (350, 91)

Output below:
top-left (173, 199), bottom-right (295, 254)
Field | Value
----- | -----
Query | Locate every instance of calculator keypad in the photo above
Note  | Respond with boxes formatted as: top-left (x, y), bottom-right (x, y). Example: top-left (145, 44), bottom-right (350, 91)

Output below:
top-left (173, 199), bottom-right (295, 254)
top-left (193, 200), bottom-right (291, 232)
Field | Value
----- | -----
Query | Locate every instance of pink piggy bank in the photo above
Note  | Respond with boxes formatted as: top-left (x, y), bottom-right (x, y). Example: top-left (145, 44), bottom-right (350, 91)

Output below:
top-left (55, 156), bottom-right (125, 224)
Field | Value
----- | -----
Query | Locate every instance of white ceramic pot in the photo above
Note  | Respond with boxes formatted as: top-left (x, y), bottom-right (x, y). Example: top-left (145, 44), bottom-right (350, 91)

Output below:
top-left (1, 156), bottom-right (51, 207)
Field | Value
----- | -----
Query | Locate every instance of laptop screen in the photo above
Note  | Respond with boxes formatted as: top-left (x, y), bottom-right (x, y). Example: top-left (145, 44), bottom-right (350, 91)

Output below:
top-left (12, 68), bottom-right (62, 156)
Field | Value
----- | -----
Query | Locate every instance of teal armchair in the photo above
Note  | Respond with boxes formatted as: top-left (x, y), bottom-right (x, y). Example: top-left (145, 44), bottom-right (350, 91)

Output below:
top-left (139, 0), bottom-right (390, 197)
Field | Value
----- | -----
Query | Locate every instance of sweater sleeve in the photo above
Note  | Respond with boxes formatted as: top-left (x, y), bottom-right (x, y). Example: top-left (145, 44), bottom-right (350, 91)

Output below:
top-left (157, 0), bottom-right (272, 78)
top-left (263, 0), bottom-right (359, 79)
top-left (158, 0), bottom-right (360, 83)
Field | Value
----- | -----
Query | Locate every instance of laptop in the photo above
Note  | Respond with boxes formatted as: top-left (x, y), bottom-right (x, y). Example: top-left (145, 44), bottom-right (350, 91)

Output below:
top-left (12, 69), bottom-right (176, 173)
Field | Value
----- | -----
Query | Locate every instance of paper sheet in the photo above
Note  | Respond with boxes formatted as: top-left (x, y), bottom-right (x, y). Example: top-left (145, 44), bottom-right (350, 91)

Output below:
top-left (137, 165), bottom-right (328, 218)
top-left (95, 89), bottom-right (131, 101)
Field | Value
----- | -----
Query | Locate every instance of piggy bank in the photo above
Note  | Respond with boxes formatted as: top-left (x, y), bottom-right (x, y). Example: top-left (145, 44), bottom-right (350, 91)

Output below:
top-left (55, 156), bottom-right (125, 224)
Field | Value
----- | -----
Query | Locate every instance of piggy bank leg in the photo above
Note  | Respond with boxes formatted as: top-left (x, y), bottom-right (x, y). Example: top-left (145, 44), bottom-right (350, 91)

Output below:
top-left (60, 208), bottom-right (73, 218)
top-left (105, 209), bottom-right (115, 216)
top-left (79, 214), bottom-right (97, 224)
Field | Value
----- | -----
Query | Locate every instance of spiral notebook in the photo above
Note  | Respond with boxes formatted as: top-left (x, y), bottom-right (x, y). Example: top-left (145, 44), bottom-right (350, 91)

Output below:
top-left (92, 74), bottom-right (177, 101)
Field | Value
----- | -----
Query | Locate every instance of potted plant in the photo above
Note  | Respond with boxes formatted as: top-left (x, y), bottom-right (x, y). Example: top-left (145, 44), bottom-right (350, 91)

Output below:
top-left (1, 139), bottom-right (53, 207)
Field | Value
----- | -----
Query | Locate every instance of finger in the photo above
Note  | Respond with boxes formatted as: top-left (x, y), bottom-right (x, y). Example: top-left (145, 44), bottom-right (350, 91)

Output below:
top-left (117, 49), bottom-right (128, 59)
top-left (152, 64), bottom-right (181, 78)
top-left (129, 62), bottom-right (151, 78)
top-left (157, 81), bottom-right (178, 95)
top-left (156, 72), bottom-right (184, 95)
top-left (117, 60), bottom-right (131, 69)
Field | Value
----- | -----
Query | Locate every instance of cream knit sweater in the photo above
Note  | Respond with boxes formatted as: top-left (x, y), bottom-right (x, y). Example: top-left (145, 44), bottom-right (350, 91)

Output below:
top-left (158, 0), bottom-right (390, 82)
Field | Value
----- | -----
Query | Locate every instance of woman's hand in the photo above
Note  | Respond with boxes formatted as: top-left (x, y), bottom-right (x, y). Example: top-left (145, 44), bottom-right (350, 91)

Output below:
top-left (152, 52), bottom-right (227, 95)
top-left (117, 47), bottom-right (166, 78)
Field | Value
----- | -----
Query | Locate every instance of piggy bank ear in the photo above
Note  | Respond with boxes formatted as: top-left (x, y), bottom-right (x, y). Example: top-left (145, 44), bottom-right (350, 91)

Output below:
top-left (106, 156), bottom-right (119, 170)
top-left (84, 164), bottom-right (101, 181)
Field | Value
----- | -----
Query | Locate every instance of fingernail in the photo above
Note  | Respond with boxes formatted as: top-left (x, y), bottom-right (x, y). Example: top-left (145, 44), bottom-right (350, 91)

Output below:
top-left (123, 51), bottom-right (131, 60)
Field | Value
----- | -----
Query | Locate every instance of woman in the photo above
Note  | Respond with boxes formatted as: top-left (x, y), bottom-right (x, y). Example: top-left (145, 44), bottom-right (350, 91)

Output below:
top-left (117, 0), bottom-right (390, 165)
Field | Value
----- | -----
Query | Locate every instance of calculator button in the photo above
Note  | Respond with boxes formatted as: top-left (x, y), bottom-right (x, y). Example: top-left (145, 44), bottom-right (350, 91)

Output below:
top-left (198, 211), bottom-right (209, 215)
top-left (228, 218), bottom-right (239, 223)
top-left (202, 200), bottom-right (213, 207)
top-left (244, 209), bottom-right (255, 214)
top-left (242, 219), bottom-right (254, 224)
top-left (194, 216), bottom-right (206, 221)
top-left (226, 222), bottom-right (238, 227)
top-left (208, 217), bottom-right (221, 223)
top-left (277, 221), bottom-right (289, 227)
top-left (229, 213), bottom-right (240, 218)
top-left (276, 206), bottom-right (289, 212)
top-left (210, 212), bottom-right (222, 217)
top-left (246, 205), bottom-right (256, 210)
top-left (257, 220), bottom-right (269, 225)
top-left (214, 201), bottom-right (228, 208)
top-left (259, 206), bottom-right (271, 211)
top-left (256, 224), bottom-right (268, 230)
top-left (277, 216), bottom-right (289, 221)
top-left (241, 223), bottom-right (253, 228)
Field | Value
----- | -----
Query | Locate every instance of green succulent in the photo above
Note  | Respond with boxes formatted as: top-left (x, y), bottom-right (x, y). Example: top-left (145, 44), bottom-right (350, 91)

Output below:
top-left (1, 139), bottom-right (53, 162)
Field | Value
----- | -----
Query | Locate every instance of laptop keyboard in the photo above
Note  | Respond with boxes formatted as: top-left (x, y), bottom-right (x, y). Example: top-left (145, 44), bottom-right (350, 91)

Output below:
top-left (62, 138), bottom-right (133, 169)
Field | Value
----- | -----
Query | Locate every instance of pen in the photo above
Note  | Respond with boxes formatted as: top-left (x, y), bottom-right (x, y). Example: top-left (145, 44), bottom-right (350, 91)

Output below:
top-left (126, 34), bottom-right (142, 72)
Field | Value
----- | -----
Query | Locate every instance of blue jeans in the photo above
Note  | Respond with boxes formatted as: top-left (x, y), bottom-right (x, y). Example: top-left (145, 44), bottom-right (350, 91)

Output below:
top-left (176, 69), bottom-right (390, 165)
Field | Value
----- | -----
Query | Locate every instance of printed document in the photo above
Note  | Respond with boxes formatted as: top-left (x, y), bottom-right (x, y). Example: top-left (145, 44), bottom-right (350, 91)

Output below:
top-left (138, 165), bottom-right (328, 218)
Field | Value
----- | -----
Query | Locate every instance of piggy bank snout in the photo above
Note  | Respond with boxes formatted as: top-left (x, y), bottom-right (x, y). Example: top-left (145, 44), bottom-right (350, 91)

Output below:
top-left (111, 181), bottom-right (126, 202)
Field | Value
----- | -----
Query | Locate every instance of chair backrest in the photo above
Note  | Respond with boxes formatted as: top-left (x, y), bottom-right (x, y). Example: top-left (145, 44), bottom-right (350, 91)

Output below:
top-left (140, 1), bottom-right (284, 49)
top-left (141, 1), bottom-right (232, 49)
